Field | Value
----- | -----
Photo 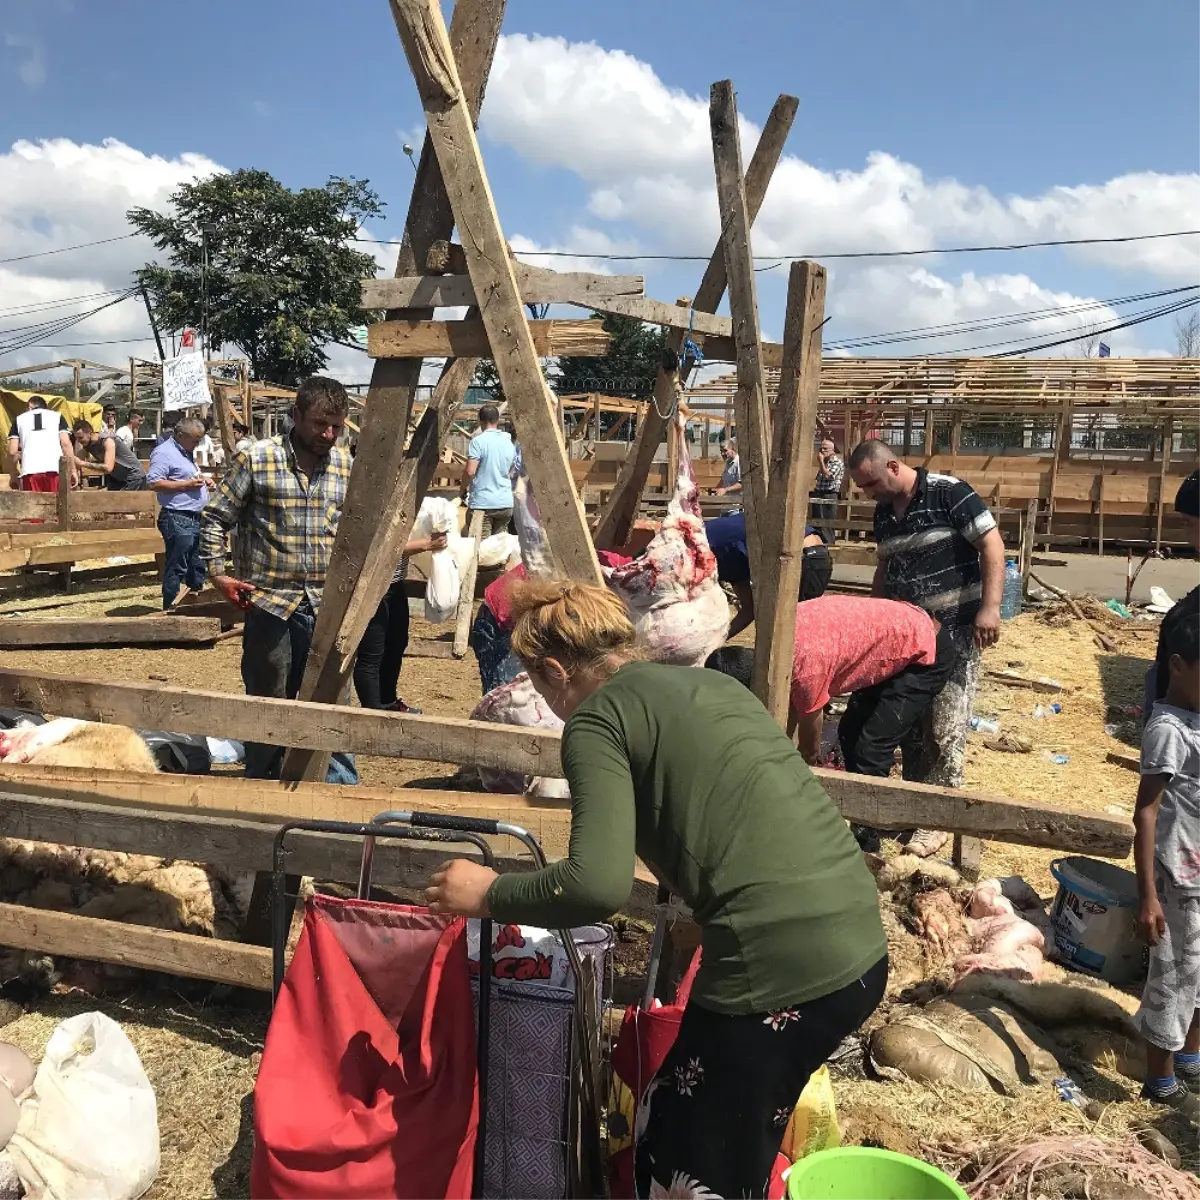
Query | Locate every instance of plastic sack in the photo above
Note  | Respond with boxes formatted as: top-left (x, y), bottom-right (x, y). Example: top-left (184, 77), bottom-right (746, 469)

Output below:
top-left (779, 1066), bottom-right (840, 1162)
top-left (425, 550), bottom-right (462, 623)
top-left (477, 532), bottom-right (519, 569)
top-left (9, 1011), bottom-right (160, 1200)
top-left (466, 921), bottom-right (572, 989)
top-left (137, 731), bottom-right (211, 775)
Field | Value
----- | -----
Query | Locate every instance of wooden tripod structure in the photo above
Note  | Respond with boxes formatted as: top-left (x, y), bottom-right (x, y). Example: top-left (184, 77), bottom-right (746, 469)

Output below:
top-left (282, 0), bottom-right (827, 786)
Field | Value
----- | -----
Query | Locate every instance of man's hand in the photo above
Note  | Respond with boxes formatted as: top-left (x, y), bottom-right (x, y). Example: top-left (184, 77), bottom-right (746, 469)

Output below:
top-left (200, 473), bottom-right (215, 488)
top-left (974, 604), bottom-right (1001, 651)
top-left (430, 531), bottom-right (448, 552)
top-left (714, 486), bottom-right (727, 497)
top-left (425, 859), bottom-right (498, 918)
top-left (212, 574), bottom-right (255, 611)
top-left (1138, 894), bottom-right (1166, 945)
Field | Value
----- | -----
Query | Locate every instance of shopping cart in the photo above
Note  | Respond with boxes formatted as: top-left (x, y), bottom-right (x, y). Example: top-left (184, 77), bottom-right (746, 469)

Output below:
top-left (255, 810), bottom-right (609, 1200)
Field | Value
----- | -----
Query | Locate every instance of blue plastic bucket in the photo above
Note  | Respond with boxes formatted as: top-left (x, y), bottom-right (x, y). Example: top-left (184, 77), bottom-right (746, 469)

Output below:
top-left (1049, 856), bottom-right (1144, 983)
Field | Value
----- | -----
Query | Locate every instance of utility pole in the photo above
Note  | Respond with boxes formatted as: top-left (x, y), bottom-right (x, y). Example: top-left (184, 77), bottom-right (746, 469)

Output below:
top-left (139, 286), bottom-right (166, 361)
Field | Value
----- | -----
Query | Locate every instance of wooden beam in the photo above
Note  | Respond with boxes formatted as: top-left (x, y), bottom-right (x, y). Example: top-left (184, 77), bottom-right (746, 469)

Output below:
top-left (1019, 497), bottom-right (1037, 591)
top-left (389, 0), bottom-right (602, 585)
top-left (591, 94), bottom-right (798, 550)
top-left (0, 901), bottom-right (273, 991)
top-left (360, 267), bottom-right (644, 310)
top-left (0, 669), bottom-right (1134, 857)
top-left (750, 261), bottom-right (825, 721)
top-left (453, 509), bottom-right (484, 657)
top-left (0, 615), bottom-right (221, 648)
top-left (0, 531), bottom-right (161, 572)
top-left (283, 0), bottom-right (507, 782)
top-left (1155, 417), bottom-right (1173, 551)
top-left (710, 79), bottom-right (770, 584)
top-left (367, 318), bottom-right (611, 360)
top-left (55, 460), bottom-right (71, 529)
top-left (0, 668), bottom-right (561, 777)
top-left (1046, 403), bottom-right (1071, 537)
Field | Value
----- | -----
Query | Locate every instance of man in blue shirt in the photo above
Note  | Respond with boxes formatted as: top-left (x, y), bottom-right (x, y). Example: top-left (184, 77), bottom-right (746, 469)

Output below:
top-left (147, 416), bottom-right (212, 609)
top-left (460, 404), bottom-right (516, 537)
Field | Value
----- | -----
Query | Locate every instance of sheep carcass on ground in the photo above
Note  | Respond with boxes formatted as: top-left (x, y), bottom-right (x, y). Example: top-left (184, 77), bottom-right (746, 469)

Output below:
top-left (604, 411), bottom-right (729, 666)
top-left (952, 877), bottom-right (1048, 983)
top-left (0, 719), bottom-right (245, 992)
top-left (469, 673), bottom-right (569, 799)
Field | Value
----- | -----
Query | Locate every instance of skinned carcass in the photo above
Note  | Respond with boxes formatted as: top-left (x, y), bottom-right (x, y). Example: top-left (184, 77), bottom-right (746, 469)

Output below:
top-left (604, 410), bottom-right (729, 665)
top-left (0, 718), bottom-right (158, 772)
top-left (470, 674), bottom-right (569, 800)
top-left (953, 878), bottom-right (1048, 983)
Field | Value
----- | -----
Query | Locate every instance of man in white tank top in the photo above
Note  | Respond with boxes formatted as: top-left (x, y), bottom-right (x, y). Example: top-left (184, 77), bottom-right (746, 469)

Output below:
top-left (7, 397), bottom-right (73, 492)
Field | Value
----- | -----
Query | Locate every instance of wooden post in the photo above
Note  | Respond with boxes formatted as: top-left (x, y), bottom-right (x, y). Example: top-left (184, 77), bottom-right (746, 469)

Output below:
top-left (1097, 472), bottom-right (1105, 557)
top-left (279, 0), bottom-right (506, 789)
top-left (1020, 498), bottom-right (1037, 594)
top-left (922, 398), bottom-right (934, 458)
top-left (453, 508), bottom-right (485, 657)
top-left (950, 411), bottom-right (962, 474)
top-left (750, 262), bottom-right (826, 722)
top-left (903, 405), bottom-right (912, 458)
top-left (129, 360), bottom-right (138, 416)
top-left (1046, 403), bottom-right (1070, 537)
top-left (703, 418), bottom-right (711, 458)
top-left (72, 361), bottom-right (81, 404)
top-left (389, 0), bottom-right (600, 583)
top-left (213, 387), bottom-right (238, 460)
top-left (56, 460), bottom-right (71, 529)
top-left (591, 94), bottom-right (798, 550)
top-left (710, 80), bottom-right (770, 585)
top-left (242, 360), bottom-right (252, 428)
top-left (593, 393), bottom-right (602, 444)
top-left (1155, 417), bottom-right (1173, 550)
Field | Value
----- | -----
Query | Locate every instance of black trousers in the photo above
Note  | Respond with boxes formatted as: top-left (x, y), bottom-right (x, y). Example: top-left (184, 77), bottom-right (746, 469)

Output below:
top-left (838, 623), bottom-right (955, 778)
top-left (635, 956), bottom-right (887, 1199)
top-left (799, 545), bottom-right (833, 602)
top-left (353, 579), bottom-right (411, 709)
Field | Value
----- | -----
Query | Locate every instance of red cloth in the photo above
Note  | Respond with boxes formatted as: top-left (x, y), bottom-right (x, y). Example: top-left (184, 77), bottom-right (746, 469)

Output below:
top-left (484, 553), bottom-right (634, 632)
top-left (790, 595), bottom-right (938, 715)
top-left (18, 471), bottom-right (59, 492)
top-left (251, 897), bottom-right (478, 1200)
top-left (483, 564), bottom-right (528, 631)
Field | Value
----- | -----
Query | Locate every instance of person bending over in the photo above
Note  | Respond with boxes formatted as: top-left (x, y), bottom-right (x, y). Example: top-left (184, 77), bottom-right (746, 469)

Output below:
top-left (426, 580), bottom-right (887, 1199)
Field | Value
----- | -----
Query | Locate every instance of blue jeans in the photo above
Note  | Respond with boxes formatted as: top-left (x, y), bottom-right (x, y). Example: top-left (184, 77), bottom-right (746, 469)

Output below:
top-left (241, 597), bottom-right (359, 785)
top-left (469, 604), bottom-right (523, 695)
top-left (157, 508), bottom-right (206, 609)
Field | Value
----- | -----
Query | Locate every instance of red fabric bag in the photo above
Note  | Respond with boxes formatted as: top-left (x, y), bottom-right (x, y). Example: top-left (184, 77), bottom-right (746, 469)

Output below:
top-left (251, 896), bottom-right (478, 1200)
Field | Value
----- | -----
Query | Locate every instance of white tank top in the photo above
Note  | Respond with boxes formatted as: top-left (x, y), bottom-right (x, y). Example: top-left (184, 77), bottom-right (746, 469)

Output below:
top-left (13, 408), bottom-right (68, 476)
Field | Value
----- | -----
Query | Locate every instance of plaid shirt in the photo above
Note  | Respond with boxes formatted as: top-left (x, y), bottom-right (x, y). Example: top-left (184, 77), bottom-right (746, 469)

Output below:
top-left (198, 434), bottom-right (352, 620)
top-left (815, 453), bottom-right (844, 496)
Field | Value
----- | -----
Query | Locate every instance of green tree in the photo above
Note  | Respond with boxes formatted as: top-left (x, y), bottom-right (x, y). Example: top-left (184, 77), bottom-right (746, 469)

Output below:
top-left (127, 169), bottom-right (384, 385)
top-left (554, 312), bottom-right (664, 399)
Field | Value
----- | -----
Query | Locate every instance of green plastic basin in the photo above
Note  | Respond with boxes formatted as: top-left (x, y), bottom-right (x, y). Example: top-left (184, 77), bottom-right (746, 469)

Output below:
top-left (787, 1147), bottom-right (969, 1200)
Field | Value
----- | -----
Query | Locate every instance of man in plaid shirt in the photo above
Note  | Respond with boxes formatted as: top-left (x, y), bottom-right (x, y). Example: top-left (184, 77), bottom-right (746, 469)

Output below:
top-left (199, 376), bottom-right (357, 782)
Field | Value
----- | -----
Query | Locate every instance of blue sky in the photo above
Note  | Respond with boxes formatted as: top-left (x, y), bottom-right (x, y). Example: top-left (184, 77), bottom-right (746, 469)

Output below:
top-left (2, 0), bottom-right (1197, 374)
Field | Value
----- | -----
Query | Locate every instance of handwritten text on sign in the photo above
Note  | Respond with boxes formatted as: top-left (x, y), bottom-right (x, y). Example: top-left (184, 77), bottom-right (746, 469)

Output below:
top-left (162, 353), bottom-right (212, 412)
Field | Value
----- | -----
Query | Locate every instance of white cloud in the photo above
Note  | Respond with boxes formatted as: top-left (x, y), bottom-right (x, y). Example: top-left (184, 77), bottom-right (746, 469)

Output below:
top-left (483, 34), bottom-right (1199, 354)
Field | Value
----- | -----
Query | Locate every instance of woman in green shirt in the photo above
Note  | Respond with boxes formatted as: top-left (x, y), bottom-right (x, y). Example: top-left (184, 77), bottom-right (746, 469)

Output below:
top-left (427, 580), bottom-right (887, 1199)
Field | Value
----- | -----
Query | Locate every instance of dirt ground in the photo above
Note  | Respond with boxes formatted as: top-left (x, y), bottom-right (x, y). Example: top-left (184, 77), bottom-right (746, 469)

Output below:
top-left (0, 573), bottom-right (1188, 1198)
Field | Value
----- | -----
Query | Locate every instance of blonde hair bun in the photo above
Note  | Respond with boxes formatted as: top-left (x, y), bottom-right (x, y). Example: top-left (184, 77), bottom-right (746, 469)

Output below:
top-left (509, 579), bottom-right (636, 677)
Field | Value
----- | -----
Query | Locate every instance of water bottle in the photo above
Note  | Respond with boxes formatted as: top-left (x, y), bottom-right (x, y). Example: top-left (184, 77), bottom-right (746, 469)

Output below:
top-left (1000, 559), bottom-right (1023, 620)
top-left (969, 715), bottom-right (1000, 735)
top-left (1040, 751), bottom-right (1070, 765)
top-left (1032, 703), bottom-right (1062, 719)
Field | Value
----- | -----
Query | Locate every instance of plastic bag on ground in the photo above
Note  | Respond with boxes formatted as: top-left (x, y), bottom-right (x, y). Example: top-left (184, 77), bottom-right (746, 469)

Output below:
top-left (779, 1065), bottom-right (840, 1162)
top-left (9, 1011), bottom-right (160, 1200)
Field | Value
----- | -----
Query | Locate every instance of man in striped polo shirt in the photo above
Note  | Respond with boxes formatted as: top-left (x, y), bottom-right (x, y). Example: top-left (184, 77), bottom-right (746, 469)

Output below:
top-left (849, 439), bottom-right (1006, 856)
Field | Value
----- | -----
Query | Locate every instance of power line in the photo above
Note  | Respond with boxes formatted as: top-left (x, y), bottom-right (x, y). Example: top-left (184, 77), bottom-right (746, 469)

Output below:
top-left (825, 284), bottom-right (1200, 352)
top-left (986, 296), bottom-right (1200, 358)
top-left (353, 227), bottom-right (1200, 261)
top-left (0, 289), bottom-right (128, 320)
top-left (0, 290), bottom-right (138, 358)
top-left (0, 233), bottom-right (139, 266)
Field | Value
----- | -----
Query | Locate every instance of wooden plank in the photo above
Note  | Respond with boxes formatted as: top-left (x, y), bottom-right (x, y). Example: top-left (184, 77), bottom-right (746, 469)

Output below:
top-left (283, 0), bottom-right (507, 785)
top-left (751, 261), bottom-right (825, 721)
top-left (1155, 417), bottom-right (1173, 551)
top-left (0, 494), bottom-right (55, 521)
top-left (0, 901), bottom-right (273, 990)
top-left (0, 615), bottom-right (221, 648)
top-left (360, 267), bottom-right (644, 310)
top-left (55, 461), bottom-right (71, 529)
top-left (0, 531), bottom-right (161, 572)
top-left (1019, 497), bottom-right (1037, 589)
top-left (390, 0), bottom-right (602, 585)
top-left (453, 509), bottom-right (484, 657)
top-left (0, 668), bottom-right (562, 776)
top-left (367, 317), bottom-right (611, 359)
top-left (710, 79), bottom-right (770, 584)
top-left (591, 94), bottom-right (798, 550)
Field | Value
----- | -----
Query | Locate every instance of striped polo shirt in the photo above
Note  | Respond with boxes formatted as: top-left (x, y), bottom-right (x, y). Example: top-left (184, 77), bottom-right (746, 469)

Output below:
top-left (873, 468), bottom-right (997, 630)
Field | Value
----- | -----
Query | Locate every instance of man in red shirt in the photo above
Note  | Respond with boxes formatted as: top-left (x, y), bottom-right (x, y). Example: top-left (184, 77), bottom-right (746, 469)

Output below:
top-left (707, 594), bottom-right (953, 793)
